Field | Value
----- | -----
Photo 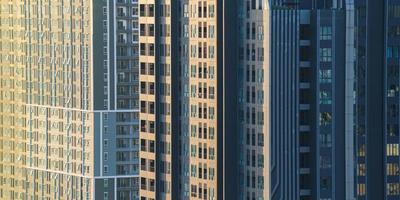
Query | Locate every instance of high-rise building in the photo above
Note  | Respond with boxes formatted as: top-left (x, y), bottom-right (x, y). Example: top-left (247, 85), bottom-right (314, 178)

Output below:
top-left (137, 0), bottom-right (358, 200)
top-left (238, 0), bottom-right (355, 199)
top-left (354, 0), bottom-right (400, 199)
top-left (138, 0), bottom-right (238, 199)
top-left (0, 0), bottom-right (140, 199)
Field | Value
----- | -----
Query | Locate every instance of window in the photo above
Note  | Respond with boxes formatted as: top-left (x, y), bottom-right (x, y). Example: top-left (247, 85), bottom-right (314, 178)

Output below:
top-left (149, 63), bottom-right (155, 75)
top-left (208, 66), bottom-right (215, 79)
top-left (388, 124), bottom-right (399, 136)
top-left (183, 4), bottom-right (189, 17)
top-left (191, 185), bottom-right (197, 197)
top-left (258, 154), bottom-right (264, 167)
top-left (358, 145), bottom-right (366, 157)
top-left (390, 5), bottom-right (400, 18)
top-left (103, 7), bottom-right (108, 15)
top-left (387, 84), bottom-right (399, 97)
top-left (140, 5), bottom-right (146, 16)
top-left (257, 176), bottom-right (264, 189)
top-left (320, 90), bottom-right (332, 104)
top-left (319, 69), bottom-right (332, 83)
top-left (103, 33), bottom-right (108, 42)
top-left (149, 44), bottom-right (155, 56)
top-left (191, 144), bottom-right (197, 157)
top-left (209, 5), bottom-right (215, 18)
top-left (191, 65), bottom-right (196, 77)
top-left (141, 178), bottom-right (147, 190)
top-left (148, 4), bottom-right (154, 17)
top-left (209, 25), bottom-right (215, 38)
top-left (209, 127), bottom-right (215, 139)
top-left (320, 177), bottom-right (330, 190)
top-left (149, 24), bottom-right (155, 36)
top-left (149, 141), bottom-right (155, 152)
top-left (258, 133), bottom-right (264, 146)
top-left (320, 26), bottom-right (332, 40)
top-left (320, 48), bottom-right (332, 62)
top-left (209, 147), bottom-right (215, 160)
top-left (140, 24), bottom-right (146, 36)
top-left (387, 163), bottom-right (399, 176)
top-left (320, 132), bottom-right (332, 147)
top-left (357, 164), bottom-right (366, 176)
top-left (191, 164), bottom-right (197, 177)
top-left (388, 46), bottom-right (400, 58)
top-left (358, 183), bottom-right (366, 196)
top-left (390, 25), bottom-right (400, 36)
top-left (387, 183), bottom-right (400, 195)
top-left (208, 107), bottom-right (215, 119)
top-left (387, 144), bottom-right (399, 156)
top-left (141, 158), bottom-right (147, 171)
top-left (208, 46), bottom-right (215, 58)
top-left (320, 112), bottom-right (332, 126)
top-left (149, 160), bottom-right (155, 172)
top-left (140, 43), bottom-right (146, 55)
top-left (104, 165), bottom-right (109, 173)
top-left (141, 139), bottom-right (147, 151)
top-left (140, 62), bottom-right (146, 75)
top-left (104, 152), bottom-right (108, 161)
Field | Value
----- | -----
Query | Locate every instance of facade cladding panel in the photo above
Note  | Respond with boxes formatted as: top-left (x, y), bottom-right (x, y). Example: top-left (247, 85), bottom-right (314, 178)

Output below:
top-left (269, 9), bottom-right (299, 200)
top-left (0, 0), bottom-right (139, 199)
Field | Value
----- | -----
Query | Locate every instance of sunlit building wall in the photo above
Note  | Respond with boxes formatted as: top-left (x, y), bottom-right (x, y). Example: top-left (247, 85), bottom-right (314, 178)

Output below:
top-left (0, 0), bottom-right (140, 199)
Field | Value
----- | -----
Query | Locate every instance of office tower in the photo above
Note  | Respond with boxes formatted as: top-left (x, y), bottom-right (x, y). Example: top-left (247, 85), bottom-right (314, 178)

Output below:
top-left (238, 0), bottom-right (356, 200)
top-left (354, 0), bottom-right (400, 199)
top-left (0, 0), bottom-right (139, 199)
top-left (381, 1), bottom-right (400, 199)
